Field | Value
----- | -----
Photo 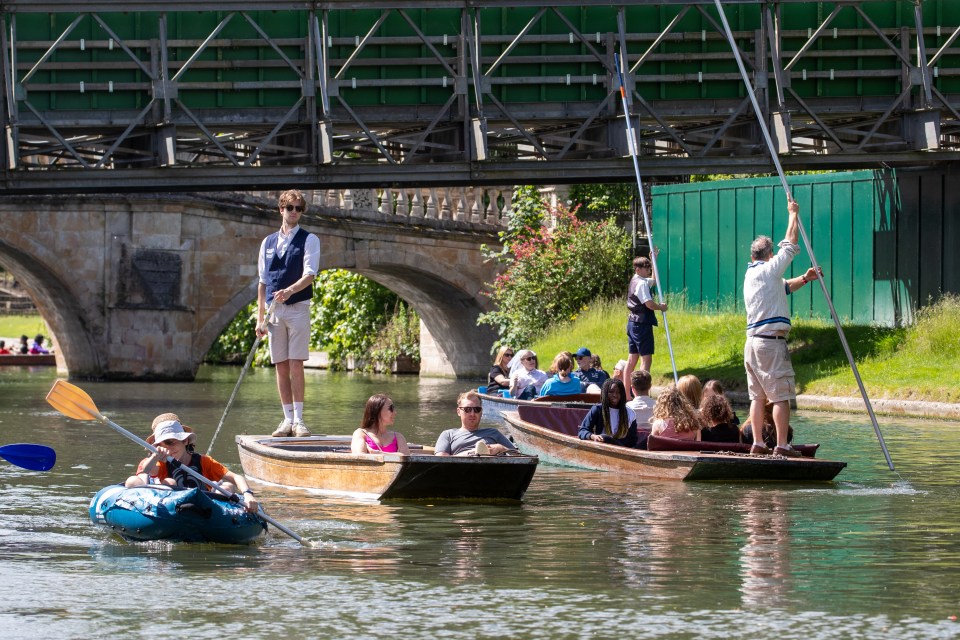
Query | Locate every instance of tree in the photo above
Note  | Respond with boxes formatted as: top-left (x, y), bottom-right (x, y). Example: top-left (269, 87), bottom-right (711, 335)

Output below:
top-left (479, 195), bottom-right (632, 349)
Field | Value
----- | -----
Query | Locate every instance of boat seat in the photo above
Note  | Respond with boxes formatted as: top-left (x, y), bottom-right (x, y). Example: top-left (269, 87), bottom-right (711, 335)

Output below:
top-left (518, 405), bottom-right (590, 437)
top-left (646, 434), bottom-right (820, 458)
top-left (532, 393), bottom-right (600, 404)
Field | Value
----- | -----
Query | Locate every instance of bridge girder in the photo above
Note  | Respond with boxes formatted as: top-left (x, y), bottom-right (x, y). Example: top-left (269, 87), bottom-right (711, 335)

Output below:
top-left (2, 0), bottom-right (959, 193)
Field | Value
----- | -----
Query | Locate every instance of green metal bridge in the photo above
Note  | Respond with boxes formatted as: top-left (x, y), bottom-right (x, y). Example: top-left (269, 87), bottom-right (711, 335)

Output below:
top-left (2, 0), bottom-right (960, 193)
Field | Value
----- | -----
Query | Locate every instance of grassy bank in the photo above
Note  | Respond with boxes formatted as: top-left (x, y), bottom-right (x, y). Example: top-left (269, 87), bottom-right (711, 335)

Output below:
top-left (0, 315), bottom-right (48, 341)
top-left (532, 294), bottom-right (960, 403)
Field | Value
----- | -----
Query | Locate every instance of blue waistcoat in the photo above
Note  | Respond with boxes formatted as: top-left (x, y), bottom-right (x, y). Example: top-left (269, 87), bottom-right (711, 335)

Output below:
top-left (265, 228), bottom-right (313, 305)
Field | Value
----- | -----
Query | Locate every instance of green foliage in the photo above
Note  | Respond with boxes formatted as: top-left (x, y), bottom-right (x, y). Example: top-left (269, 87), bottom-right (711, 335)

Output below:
top-left (366, 301), bottom-right (421, 372)
top-left (482, 185), bottom-right (546, 261)
top-left (568, 183), bottom-right (637, 215)
top-left (310, 270), bottom-right (399, 369)
top-left (206, 270), bottom-right (401, 369)
top-left (479, 199), bottom-right (632, 350)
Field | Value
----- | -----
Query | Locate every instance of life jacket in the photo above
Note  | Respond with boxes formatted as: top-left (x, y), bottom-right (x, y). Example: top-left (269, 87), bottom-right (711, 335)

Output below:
top-left (168, 453), bottom-right (206, 489)
top-left (626, 274), bottom-right (658, 326)
top-left (264, 228), bottom-right (313, 305)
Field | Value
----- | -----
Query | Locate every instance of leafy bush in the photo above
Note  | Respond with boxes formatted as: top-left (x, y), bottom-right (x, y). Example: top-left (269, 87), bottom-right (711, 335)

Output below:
top-left (310, 270), bottom-right (399, 369)
top-left (479, 195), bottom-right (632, 349)
top-left (366, 301), bottom-right (421, 372)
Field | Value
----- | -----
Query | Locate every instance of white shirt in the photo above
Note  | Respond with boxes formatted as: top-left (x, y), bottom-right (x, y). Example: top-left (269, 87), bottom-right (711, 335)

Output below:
top-left (626, 395), bottom-right (654, 427)
top-left (744, 239), bottom-right (799, 336)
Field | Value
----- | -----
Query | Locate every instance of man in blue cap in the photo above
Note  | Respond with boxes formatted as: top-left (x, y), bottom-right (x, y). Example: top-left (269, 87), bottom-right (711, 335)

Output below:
top-left (572, 347), bottom-right (608, 391)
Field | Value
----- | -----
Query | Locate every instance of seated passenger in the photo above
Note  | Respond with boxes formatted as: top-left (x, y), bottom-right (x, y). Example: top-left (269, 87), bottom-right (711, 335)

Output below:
top-left (699, 393), bottom-right (742, 443)
top-left (578, 378), bottom-right (639, 448)
top-left (486, 346), bottom-right (514, 393)
top-left (572, 347), bottom-right (609, 390)
top-left (702, 379), bottom-right (740, 426)
top-left (741, 402), bottom-right (793, 449)
top-left (29, 333), bottom-right (50, 354)
top-left (351, 393), bottom-right (411, 454)
top-left (650, 386), bottom-right (703, 441)
top-left (538, 353), bottom-right (582, 397)
top-left (677, 374), bottom-right (703, 415)
top-left (124, 413), bottom-right (259, 514)
top-left (626, 369), bottom-right (655, 428)
top-left (509, 349), bottom-right (548, 400)
top-left (434, 391), bottom-right (519, 456)
top-left (0, 340), bottom-right (10, 355)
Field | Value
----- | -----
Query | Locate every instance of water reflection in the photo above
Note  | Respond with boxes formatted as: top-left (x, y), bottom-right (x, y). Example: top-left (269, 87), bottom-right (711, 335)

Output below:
top-left (3, 367), bottom-right (960, 638)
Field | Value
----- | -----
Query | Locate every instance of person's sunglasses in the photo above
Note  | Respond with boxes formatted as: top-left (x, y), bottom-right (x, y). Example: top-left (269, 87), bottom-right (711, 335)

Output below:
top-left (283, 204), bottom-right (305, 212)
top-left (522, 356), bottom-right (535, 362)
top-left (459, 406), bottom-right (482, 414)
top-left (504, 352), bottom-right (514, 357)
top-left (387, 404), bottom-right (395, 412)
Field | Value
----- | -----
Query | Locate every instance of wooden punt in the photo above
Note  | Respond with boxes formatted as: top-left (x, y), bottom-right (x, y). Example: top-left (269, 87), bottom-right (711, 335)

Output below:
top-left (236, 434), bottom-right (539, 500)
top-left (501, 405), bottom-right (846, 482)
top-left (478, 390), bottom-right (600, 423)
top-left (0, 353), bottom-right (55, 366)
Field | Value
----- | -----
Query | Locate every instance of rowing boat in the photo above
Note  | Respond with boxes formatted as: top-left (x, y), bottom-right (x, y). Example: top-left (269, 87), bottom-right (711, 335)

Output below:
top-left (478, 390), bottom-right (600, 423)
top-left (89, 484), bottom-right (266, 544)
top-left (502, 405), bottom-right (846, 482)
top-left (236, 434), bottom-right (539, 500)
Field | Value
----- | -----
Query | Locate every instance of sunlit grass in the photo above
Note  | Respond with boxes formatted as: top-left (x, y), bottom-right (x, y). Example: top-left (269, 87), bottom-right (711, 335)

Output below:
top-left (0, 314), bottom-right (48, 341)
top-left (531, 294), bottom-right (960, 403)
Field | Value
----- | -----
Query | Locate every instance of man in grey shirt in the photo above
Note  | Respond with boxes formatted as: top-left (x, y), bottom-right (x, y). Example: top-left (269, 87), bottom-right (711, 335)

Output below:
top-left (434, 390), bottom-right (517, 456)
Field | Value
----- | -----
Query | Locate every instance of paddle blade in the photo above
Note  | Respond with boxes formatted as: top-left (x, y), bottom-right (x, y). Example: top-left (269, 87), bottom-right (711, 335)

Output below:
top-left (46, 380), bottom-right (102, 421)
top-left (0, 443), bottom-right (56, 471)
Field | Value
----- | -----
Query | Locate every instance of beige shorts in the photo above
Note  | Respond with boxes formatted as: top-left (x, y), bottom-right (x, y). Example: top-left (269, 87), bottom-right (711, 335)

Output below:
top-left (744, 336), bottom-right (796, 403)
top-left (267, 302), bottom-right (311, 363)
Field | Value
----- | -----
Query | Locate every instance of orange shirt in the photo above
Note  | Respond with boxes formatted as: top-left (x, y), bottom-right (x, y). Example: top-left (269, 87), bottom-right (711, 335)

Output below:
top-left (137, 454), bottom-right (229, 483)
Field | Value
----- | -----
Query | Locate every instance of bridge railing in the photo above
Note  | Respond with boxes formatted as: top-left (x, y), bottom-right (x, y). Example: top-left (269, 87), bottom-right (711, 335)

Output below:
top-left (251, 186), bottom-right (514, 228)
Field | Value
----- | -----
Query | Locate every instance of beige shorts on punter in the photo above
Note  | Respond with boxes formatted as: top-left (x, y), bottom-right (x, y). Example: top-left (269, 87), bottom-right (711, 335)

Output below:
top-left (267, 302), bottom-right (311, 363)
top-left (744, 336), bottom-right (796, 403)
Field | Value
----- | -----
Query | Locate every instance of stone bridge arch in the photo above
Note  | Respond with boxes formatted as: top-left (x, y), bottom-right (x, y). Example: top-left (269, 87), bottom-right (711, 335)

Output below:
top-left (0, 191), bottom-right (503, 380)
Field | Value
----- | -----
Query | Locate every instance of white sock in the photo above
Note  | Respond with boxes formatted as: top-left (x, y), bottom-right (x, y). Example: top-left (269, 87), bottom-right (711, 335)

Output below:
top-left (293, 402), bottom-right (303, 421)
top-left (283, 404), bottom-right (294, 421)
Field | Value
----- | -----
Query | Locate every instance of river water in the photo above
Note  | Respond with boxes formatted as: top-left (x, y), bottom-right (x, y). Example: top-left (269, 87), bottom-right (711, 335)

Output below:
top-left (0, 365), bottom-right (957, 639)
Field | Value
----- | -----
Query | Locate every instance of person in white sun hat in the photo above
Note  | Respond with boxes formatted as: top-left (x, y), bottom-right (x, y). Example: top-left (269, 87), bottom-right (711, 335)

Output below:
top-left (124, 412), bottom-right (259, 514)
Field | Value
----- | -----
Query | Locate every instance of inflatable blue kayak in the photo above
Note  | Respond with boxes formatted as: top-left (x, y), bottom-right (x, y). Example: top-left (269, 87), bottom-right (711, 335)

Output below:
top-left (90, 485), bottom-right (266, 544)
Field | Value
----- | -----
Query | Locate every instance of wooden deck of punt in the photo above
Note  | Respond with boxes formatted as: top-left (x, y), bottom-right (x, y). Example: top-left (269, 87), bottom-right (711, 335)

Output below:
top-left (478, 391), bottom-right (600, 423)
top-left (235, 434), bottom-right (539, 500)
top-left (0, 354), bottom-right (55, 366)
top-left (502, 406), bottom-right (847, 482)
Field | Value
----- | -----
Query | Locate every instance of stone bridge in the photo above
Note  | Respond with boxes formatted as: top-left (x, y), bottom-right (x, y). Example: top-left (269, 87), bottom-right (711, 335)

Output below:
top-left (0, 186), bottom-right (518, 380)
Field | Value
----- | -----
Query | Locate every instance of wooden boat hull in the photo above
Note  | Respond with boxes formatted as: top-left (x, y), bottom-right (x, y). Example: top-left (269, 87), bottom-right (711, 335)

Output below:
top-left (478, 391), bottom-right (599, 423)
top-left (236, 435), bottom-right (539, 500)
top-left (0, 354), bottom-right (55, 366)
top-left (502, 409), bottom-right (846, 482)
top-left (89, 485), bottom-right (266, 544)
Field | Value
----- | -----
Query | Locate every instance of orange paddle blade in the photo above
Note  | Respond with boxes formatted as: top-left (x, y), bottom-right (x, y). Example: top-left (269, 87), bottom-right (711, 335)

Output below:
top-left (46, 380), bottom-right (102, 421)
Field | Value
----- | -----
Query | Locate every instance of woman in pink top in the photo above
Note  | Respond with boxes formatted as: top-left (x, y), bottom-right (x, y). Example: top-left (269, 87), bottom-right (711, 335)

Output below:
top-left (351, 394), bottom-right (411, 454)
top-left (650, 386), bottom-right (704, 441)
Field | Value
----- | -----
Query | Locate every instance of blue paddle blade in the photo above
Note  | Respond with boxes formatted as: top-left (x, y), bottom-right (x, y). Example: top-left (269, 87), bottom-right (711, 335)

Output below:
top-left (0, 443), bottom-right (56, 471)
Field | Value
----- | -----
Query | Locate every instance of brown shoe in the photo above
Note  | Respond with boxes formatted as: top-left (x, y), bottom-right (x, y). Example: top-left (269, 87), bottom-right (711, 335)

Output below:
top-left (749, 443), bottom-right (772, 456)
top-left (774, 445), bottom-right (802, 458)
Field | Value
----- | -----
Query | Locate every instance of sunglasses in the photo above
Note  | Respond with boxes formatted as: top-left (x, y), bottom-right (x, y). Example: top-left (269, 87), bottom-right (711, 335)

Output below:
top-left (386, 404), bottom-right (395, 412)
top-left (283, 204), bottom-right (305, 212)
top-left (504, 352), bottom-right (514, 357)
top-left (458, 406), bottom-right (482, 414)
top-left (522, 356), bottom-right (536, 362)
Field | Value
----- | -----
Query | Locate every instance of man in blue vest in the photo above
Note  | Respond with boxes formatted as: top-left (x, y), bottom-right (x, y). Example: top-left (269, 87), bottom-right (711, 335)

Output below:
top-left (257, 189), bottom-right (321, 438)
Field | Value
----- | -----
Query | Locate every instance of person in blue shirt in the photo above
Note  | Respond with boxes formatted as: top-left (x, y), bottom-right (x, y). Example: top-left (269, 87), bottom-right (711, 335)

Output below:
top-left (571, 347), bottom-right (608, 391)
top-left (539, 353), bottom-right (583, 397)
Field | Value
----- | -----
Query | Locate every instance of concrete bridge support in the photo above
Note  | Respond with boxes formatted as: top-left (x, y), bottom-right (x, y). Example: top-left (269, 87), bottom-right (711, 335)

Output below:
top-left (0, 192), bottom-right (501, 380)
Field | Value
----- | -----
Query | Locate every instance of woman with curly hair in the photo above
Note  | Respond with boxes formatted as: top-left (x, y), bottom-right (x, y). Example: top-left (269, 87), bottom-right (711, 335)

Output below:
top-left (650, 386), bottom-right (703, 441)
top-left (699, 393), bottom-right (742, 443)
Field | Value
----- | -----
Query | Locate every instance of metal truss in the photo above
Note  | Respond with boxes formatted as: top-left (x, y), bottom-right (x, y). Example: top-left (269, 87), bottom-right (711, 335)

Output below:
top-left (1, 0), bottom-right (959, 194)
